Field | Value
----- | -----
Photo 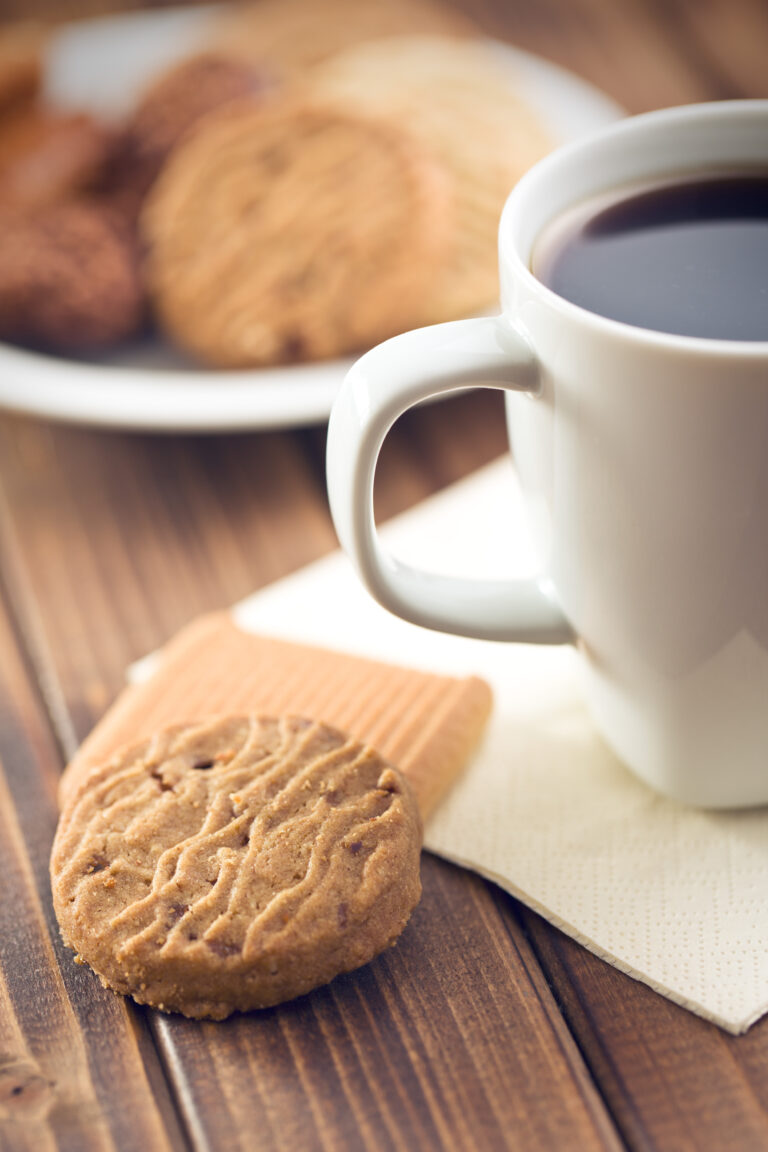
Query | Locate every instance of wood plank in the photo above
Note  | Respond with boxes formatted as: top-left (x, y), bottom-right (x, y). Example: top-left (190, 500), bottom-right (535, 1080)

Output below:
top-left (0, 0), bottom-right (736, 113)
top-left (453, 0), bottom-right (713, 111)
top-left (4, 0), bottom-right (765, 108)
top-left (152, 857), bottom-right (622, 1151)
top-left (521, 913), bottom-right (768, 1152)
top-left (0, 417), bottom-right (335, 751)
top-left (371, 392), bottom-right (508, 525)
top-left (0, 566), bottom-right (187, 1151)
top-left (325, 401), bottom-right (768, 1152)
top-left (0, 0), bottom-right (214, 25)
top-left (0, 410), bottom-right (620, 1150)
top-left (0, 0), bottom-right (766, 1148)
top-left (4, 390), bottom-right (768, 1150)
top-left (645, 0), bottom-right (768, 99)
top-left (467, 3), bottom-right (768, 1147)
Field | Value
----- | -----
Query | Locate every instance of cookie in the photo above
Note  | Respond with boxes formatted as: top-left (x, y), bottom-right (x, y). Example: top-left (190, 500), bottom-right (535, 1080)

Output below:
top-left (311, 35), bottom-right (554, 321)
top-left (0, 23), bottom-right (45, 115)
top-left (59, 615), bottom-right (493, 818)
top-left (0, 108), bottom-right (115, 208)
top-left (96, 55), bottom-right (275, 233)
top-left (52, 715), bottom-right (422, 1019)
top-left (141, 100), bottom-right (452, 365)
top-left (0, 201), bottom-right (143, 352)
top-left (126, 53), bottom-right (275, 168)
top-left (211, 0), bottom-right (477, 75)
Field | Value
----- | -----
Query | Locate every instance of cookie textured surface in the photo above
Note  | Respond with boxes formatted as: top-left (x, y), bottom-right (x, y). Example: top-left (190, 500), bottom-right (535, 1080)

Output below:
top-left (52, 715), bottom-right (422, 1019)
top-left (312, 35), bottom-right (553, 321)
top-left (125, 53), bottom-right (275, 169)
top-left (0, 23), bottom-right (44, 115)
top-left (0, 201), bottom-right (143, 351)
top-left (0, 109), bottom-right (115, 207)
top-left (99, 54), bottom-right (275, 230)
top-left (141, 100), bottom-right (451, 365)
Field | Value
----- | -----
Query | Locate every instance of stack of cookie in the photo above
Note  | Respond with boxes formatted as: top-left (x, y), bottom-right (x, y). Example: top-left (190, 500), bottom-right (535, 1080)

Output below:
top-left (0, 0), bottom-right (553, 365)
top-left (0, 25), bottom-right (145, 351)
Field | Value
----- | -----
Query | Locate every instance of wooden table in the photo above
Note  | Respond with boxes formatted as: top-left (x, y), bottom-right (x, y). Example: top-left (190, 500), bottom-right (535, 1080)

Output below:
top-left (1, 1), bottom-right (768, 1148)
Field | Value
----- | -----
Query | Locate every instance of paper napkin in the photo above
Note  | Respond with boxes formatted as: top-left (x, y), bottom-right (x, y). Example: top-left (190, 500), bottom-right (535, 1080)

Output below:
top-left (132, 458), bottom-right (768, 1033)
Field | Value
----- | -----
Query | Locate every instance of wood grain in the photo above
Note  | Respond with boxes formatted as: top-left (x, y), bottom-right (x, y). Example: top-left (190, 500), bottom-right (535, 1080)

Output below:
top-left (640, 0), bottom-right (768, 100)
top-left (0, 418), bottom-right (335, 754)
top-left (521, 913), bottom-right (768, 1152)
top-left (3, 380), bottom-right (768, 1150)
top-left (0, 0), bottom-right (212, 25)
top-left (0, 0), bottom-right (765, 1148)
top-left (329, 404), bottom-right (768, 1152)
top-left (152, 857), bottom-right (622, 1152)
top-left (0, 569), bottom-right (186, 1152)
top-left (452, 0), bottom-right (713, 111)
top-left (0, 405), bottom-right (618, 1151)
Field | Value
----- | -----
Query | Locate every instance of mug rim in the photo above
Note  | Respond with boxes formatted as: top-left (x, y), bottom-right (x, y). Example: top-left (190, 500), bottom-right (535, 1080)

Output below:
top-left (500, 99), bottom-right (768, 358)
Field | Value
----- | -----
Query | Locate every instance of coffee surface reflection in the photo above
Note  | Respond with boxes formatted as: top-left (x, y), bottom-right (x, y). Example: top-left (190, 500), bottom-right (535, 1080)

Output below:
top-left (532, 171), bottom-right (768, 341)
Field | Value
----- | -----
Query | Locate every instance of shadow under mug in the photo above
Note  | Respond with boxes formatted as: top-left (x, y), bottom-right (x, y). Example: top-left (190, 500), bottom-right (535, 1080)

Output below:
top-left (326, 101), bottom-right (768, 809)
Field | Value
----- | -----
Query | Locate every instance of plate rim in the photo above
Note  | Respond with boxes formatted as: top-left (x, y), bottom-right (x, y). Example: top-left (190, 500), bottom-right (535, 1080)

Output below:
top-left (0, 11), bottom-right (624, 433)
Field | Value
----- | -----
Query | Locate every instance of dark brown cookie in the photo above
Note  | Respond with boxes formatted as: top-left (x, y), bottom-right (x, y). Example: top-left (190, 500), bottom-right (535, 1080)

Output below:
top-left (51, 716), bottom-right (423, 1019)
top-left (0, 201), bottom-right (144, 352)
top-left (126, 52), bottom-right (275, 169)
top-left (0, 23), bottom-right (45, 116)
top-left (98, 54), bottom-right (274, 229)
top-left (0, 108), bottom-right (115, 208)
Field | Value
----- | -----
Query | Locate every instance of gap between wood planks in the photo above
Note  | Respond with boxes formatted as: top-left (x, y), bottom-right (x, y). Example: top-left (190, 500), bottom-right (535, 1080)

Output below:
top-left (0, 478), bottom-right (196, 1152)
top-left (0, 424), bottom-right (625, 1152)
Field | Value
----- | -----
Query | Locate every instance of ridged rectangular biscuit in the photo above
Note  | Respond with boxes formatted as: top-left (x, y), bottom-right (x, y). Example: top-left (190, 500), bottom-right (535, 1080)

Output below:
top-left (59, 613), bottom-right (492, 819)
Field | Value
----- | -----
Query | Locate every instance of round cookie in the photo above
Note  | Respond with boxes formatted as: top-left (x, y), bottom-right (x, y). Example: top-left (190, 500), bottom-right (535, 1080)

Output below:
top-left (311, 35), bottom-right (554, 322)
top-left (98, 55), bottom-right (275, 231)
top-left (51, 715), bottom-right (422, 1019)
top-left (126, 53), bottom-right (275, 170)
top-left (141, 100), bottom-right (451, 366)
top-left (0, 23), bottom-right (45, 115)
top-left (0, 109), bottom-right (115, 208)
top-left (0, 201), bottom-right (143, 352)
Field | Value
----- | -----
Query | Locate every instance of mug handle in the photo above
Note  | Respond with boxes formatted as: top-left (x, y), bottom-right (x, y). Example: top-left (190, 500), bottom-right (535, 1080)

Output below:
top-left (326, 315), bottom-right (574, 644)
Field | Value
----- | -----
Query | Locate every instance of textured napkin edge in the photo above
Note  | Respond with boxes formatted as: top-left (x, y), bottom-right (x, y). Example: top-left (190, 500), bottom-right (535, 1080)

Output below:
top-left (427, 846), bottom-right (765, 1035)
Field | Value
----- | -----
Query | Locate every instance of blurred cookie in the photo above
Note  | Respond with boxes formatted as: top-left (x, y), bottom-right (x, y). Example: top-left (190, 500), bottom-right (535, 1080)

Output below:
top-left (127, 53), bottom-right (274, 165)
top-left (211, 0), bottom-right (477, 74)
top-left (312, 35), bottom-right (554, 321)
top-left (98, 54), bottom-right (275, 230)
top-left (51, 715), bottom-right (422, 1019)
top-left (0, 23), bottom-right (45, 115)
top-left (0, 201), bottom-right (143, 352)
top-left (142, 100), bottom-right (452, 365)
top-left (0, 107), bottom-right (115, 207)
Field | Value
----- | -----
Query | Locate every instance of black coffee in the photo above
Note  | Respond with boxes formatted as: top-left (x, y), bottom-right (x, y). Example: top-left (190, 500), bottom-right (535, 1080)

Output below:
top-left (532, 172), bottom-right (768, 341)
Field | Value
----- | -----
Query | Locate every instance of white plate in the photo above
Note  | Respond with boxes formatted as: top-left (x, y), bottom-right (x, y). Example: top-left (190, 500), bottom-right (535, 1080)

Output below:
top-left (0, 7), bottom-right (623, 433)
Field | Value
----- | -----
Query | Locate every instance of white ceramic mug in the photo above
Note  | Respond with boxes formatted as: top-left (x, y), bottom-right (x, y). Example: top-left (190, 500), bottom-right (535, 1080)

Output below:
top-left (326, 101), bottom-right (768, 808)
